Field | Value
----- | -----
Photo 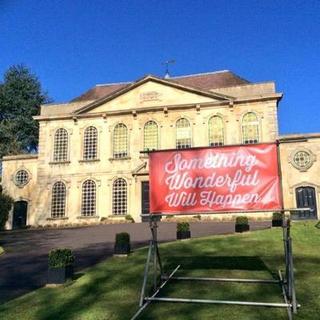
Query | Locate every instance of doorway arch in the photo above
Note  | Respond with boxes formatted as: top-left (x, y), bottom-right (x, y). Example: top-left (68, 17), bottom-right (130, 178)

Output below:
top-left (295, 186), bottom-right (317, 220)
top-left (12, 200), bottom-right (28, 229)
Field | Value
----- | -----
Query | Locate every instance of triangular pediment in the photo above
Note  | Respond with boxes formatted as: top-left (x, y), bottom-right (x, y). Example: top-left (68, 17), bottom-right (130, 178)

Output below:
top-left (74, 75), bottom-right (232, 115)
top-left (132, 161), bottom-right (148, 176)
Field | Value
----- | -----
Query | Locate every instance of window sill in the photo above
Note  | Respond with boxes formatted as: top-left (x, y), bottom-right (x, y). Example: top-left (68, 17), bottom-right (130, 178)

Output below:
top-left (109, 157), bottom-right (131, 161)
top-left (108, 215), bottom-right (127, 218)
top-left (77, 216), bottom-right (100, 219)
top-left (176, 146), bottom-right (192, 150)
top-left (49, 161), bottom-right (71, 165)
top-left (15, 184), bottom-right (29, 189)
top-left (46, 217), bottom-right (69, 221)
top-left (79, 159), bottom-right (100, 163)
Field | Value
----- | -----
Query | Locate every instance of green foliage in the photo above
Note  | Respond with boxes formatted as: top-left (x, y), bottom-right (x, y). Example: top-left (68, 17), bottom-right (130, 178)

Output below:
top-left (272, 212), bottom-right (284, 220)
top-left (1, 222), bottom-right (319, 320)
top-left (0, 192), bottom-right (13, 229)
top-left (177, 222), bottom-right (190, 232)
top-left (115, 232), bottom-right (130, 246)
top-left (125, 214), bottom-right (135, 223)
top-left (48, 249), bottom-right (75, 269)
top-left (0, 65), bottom-right (50, 162)
top-left (235, 216), bottom-right (249, 225)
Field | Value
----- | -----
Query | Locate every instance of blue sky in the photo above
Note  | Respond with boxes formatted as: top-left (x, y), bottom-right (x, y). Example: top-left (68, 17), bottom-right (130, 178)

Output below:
top-left (1, 0), bottom-right (319, 134)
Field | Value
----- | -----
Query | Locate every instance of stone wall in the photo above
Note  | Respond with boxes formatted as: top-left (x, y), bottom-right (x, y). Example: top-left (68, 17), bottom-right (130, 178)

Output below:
top-left (1, 155), bottom-right (38, 228)
top-left (279, 135), bottom-right (320, 219)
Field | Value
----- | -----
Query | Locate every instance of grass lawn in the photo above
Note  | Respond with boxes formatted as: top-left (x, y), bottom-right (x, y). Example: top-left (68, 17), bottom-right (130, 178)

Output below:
top-left (0, 221), bottom-right (319, 320)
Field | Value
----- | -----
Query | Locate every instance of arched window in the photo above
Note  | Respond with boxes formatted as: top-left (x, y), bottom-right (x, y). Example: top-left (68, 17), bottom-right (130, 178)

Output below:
top-left (144, 120), bottom-right (158, 151)
top-left (208, 116), bottom-right (224, 146)
top-left (112, 178), bottom-right (127, 215)
top-left (81, 180), bottom-right (96, 216)
top-left (113, 123), bottom-right (128, 158)
top-left (51, 181), bottom-right (66, 218)
top-left (83, 126), bottom-right (98, 160)
top-left (176, 118), bottom-right (191, 149)
top-left (242, 112), bottom-right (259, 144)
top-left (53, 128), bottom-right (68, 162)
top-left (295, 186), bottom-right (317, 219)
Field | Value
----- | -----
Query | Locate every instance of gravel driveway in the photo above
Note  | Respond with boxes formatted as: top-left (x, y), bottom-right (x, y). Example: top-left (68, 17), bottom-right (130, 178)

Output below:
top-left (0, 221), bottom-right (270, 304)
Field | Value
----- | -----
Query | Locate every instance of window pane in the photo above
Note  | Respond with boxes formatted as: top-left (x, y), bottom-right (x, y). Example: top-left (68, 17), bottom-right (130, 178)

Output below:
top-left (144, 121), bottom-right (158, 151)
top-left (53, 128), bottom-right (68, 162)
top-left (112, 178), bottom-right (127, 215)
top-left (113, 123), bottom-right (128, 158)
top-left (176, 118), bottom-right (191, 149)
top-left (51, 181), bottom-right (66, 218)
top-left (293, 151), bottom-right (311, 169)
top-left (208, 116), bottom-right (224, 146)
top-left (15, 170), bottom-right (29, 187)
top-left (81, 180), bottom-right (96, 216)
top-left (242, 112), bottom-right (259, 144)
top-left (83, 126), bottom-right (98, 160)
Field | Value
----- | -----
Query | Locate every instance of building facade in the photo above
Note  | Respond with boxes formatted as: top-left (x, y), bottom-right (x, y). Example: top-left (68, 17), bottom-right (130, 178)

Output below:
top-left (1, 71), bottom-right (319, 228)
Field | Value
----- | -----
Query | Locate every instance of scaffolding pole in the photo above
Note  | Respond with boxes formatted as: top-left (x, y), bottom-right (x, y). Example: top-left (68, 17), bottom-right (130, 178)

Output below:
top-left (131, 209), bottom-right (304, 320)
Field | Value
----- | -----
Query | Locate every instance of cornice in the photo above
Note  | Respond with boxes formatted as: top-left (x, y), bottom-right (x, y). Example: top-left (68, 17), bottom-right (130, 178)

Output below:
top-left (33, 93), bottom-right (282, 122)
top-left (234, 93), bottom-right (283, 104)
top-left (2, 154), bottom-right (38, 161)
top-left (279, 132), bottom-right (320, 142)
top-left (33, 100), bottom-right (228, 121)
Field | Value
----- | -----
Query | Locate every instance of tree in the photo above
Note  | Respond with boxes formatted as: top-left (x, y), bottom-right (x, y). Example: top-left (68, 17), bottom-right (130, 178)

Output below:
top-left (0, 65), bottom-right (50, 162)
top-left (0, 187), bottom-right (13, 230)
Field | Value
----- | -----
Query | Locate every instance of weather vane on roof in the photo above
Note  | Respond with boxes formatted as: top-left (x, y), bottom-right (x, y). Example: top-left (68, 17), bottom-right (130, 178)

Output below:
top-left (162, 60), bottom-right (175, 79)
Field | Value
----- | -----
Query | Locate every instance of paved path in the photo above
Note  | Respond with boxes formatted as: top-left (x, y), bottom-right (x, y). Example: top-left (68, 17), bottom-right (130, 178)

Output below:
top-left (0, 221), bottom-right (270, 304)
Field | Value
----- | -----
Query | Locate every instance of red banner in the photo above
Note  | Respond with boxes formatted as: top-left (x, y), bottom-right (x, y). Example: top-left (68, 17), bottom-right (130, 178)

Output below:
top-left (149, 143), bottom-right (282, 214)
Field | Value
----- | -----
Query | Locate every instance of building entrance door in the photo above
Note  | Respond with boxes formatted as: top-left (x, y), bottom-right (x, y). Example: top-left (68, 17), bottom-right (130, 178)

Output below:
top-left (12, 201), bottom-right (28, 229)
top-left (294, 186), bottom-right (317, 220)
top-left (141, 181), bottom-right (150, 222)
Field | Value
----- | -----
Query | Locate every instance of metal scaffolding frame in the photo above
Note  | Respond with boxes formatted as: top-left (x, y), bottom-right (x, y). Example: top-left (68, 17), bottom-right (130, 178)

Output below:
top-left (131, 209), bottom-right (303, 320)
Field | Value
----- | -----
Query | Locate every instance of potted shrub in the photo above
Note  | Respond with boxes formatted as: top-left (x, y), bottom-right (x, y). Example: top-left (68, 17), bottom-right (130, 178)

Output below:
top-left (235, 216), bottom-right (250, 233)
top-left (125, 214), bottom-right (135, 223)
top-left (48, 248), bottom-right (75, 284)
top-left (272, 212), bottom-right (284, 227)
top-left (114, 232), bottom-right (131, 255)
top-left (177, 222), bottom-right (191, 240)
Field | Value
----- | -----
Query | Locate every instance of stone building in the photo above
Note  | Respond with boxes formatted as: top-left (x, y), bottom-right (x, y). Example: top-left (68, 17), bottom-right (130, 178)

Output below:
top-left (1, 70), bottom-right (319, 229)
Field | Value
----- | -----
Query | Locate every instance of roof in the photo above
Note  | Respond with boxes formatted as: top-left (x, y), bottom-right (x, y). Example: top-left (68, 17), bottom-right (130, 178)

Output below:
top-left (71, 83), bottom-right (129, 102)
top-left (71, 70), bottom-right (250, 102)
top-left (170, 70), bottom-right (250, 91)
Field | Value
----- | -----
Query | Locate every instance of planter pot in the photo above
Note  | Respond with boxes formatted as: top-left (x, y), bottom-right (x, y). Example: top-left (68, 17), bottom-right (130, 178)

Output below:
top-left (177, 231), bottom-right (191, 240)
top-left (272, 219), bottom-right (283, 227)
top-left (114, 243), bottom-right (130, 255)
top-left (47, 265), bottom-right (74, 284)
top-left (235, 224), bottom-right (250, 233)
